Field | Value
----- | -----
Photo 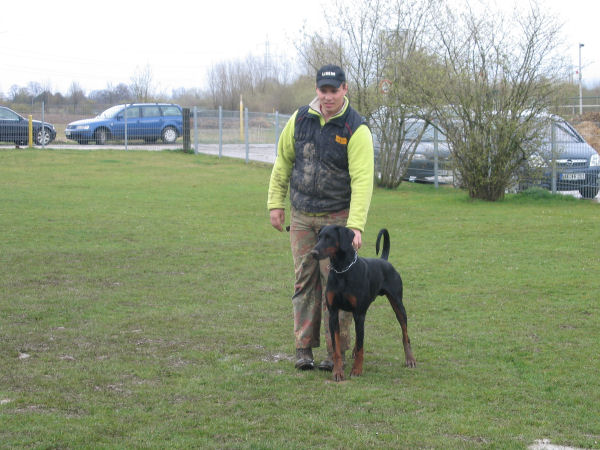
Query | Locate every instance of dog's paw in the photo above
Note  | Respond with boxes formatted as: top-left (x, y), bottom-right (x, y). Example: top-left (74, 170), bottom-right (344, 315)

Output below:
top-left (405, 357), bottom-right (417, 368)
top-left (332, 369), bottom-right (345, 382)
top-left (350, 368), bottom-right (362, 377)
top-left (350, 359), bottom-right (363, 377)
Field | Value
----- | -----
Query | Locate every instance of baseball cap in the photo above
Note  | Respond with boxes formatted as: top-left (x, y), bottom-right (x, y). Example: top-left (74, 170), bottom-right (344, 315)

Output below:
top-left (316, 64), bottom-right (346, 88)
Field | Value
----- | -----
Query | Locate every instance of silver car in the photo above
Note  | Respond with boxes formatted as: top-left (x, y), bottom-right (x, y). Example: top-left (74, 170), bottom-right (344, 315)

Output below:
top-left (374, 116), bottom-right (600, 198)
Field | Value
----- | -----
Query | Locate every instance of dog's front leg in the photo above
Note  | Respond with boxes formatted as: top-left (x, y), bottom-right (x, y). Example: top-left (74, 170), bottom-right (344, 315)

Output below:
top-left (328, 306), bottom-right (344, 381)
top-left (351, 313), bottom-right (365, 377)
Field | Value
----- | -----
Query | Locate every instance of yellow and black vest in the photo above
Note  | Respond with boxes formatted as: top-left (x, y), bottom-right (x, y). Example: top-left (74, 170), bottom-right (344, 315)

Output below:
top-left (291, 104), bottom-right (366, 213)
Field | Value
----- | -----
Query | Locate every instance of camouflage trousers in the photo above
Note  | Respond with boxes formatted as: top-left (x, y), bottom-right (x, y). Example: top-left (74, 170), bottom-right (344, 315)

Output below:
top-left (290, 207), bottom-right (353, 352)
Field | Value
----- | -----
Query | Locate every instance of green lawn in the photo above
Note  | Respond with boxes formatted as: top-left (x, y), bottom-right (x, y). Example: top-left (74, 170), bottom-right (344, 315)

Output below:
top-left (1, 149), bottom-right (599, 449)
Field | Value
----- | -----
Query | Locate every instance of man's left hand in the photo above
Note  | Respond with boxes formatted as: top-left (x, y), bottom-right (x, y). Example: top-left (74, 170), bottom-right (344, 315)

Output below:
top-left (350, 229), bottom-right (362, 250)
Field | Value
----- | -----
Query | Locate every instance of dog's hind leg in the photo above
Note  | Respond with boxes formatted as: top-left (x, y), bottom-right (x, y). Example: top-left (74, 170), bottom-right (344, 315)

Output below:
top-left (350, 313), bottom-right (366, 377)
top-left (386, 293), bottom-right (416, 368)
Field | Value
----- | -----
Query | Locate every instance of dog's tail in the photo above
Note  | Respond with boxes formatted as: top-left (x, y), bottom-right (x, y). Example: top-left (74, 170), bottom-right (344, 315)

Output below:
top-left (375, 228), bottom-right (390, 260)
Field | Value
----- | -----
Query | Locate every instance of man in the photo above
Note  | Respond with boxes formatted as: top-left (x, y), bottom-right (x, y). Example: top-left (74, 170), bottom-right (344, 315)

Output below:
top-left (267, 64), bottom-right (374, 371)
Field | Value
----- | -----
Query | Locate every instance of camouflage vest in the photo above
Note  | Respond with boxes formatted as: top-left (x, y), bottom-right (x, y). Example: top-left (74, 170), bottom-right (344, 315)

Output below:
top-left (290, 104), bottom-right (366, 213)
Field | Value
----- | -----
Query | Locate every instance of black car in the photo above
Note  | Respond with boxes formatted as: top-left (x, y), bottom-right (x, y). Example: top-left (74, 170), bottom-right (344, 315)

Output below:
top-left (0, 106), bottom-right (56, 146)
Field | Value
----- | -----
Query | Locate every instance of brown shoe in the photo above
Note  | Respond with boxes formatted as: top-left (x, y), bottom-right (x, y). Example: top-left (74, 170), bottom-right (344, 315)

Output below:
top-left (294, 348), bottom-right (314, 370)
top-left (318, 352), bottom-right (345, 371)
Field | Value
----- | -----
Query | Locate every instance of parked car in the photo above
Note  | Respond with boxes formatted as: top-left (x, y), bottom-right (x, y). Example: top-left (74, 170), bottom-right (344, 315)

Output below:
top-left (521, 119), bottom-right (600, 198)
top-left (372, 117), bottom-right (453, 184)
top-left (373, 116), bottom-right (600, 198)
top-left (0, 105), bottom-right (56, 146)
top-left (65, 103), bottom-right (183, 144)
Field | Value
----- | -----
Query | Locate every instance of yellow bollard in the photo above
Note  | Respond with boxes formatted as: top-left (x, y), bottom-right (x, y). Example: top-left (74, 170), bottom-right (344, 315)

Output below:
top-left (28, 115), bottom-right (33, 147)
top-left (239, 95), bottom-right (244, 141)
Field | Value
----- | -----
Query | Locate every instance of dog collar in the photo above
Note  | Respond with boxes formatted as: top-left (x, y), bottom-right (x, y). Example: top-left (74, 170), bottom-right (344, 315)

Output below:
top-left (329, 250), bottom-right (358, 274)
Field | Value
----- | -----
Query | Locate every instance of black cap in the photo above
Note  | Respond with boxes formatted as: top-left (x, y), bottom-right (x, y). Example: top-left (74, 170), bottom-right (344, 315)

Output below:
top-left (316, 64), bottom-right (346, 88)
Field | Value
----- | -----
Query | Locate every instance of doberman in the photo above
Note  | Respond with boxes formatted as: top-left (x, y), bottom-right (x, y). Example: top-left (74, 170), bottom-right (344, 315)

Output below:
top-left (311, 225), bottom-right (416, 381)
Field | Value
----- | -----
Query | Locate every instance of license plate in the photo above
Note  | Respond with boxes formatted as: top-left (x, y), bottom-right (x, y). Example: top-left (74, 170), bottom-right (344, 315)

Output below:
top-left (561, 173), bottom-right (585, 181)
top-left (65, 130), bottom-right (71, 136)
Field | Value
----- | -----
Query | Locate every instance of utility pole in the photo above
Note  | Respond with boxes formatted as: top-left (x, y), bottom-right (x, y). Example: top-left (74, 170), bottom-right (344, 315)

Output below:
top-left (579, 43), bottom-right (584, 115)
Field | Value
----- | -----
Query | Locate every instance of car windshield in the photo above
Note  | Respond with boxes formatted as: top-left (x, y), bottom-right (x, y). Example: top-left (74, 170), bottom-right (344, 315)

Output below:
top-left (0, 108), bottom-right (21, 121)
top-left (406, 119), bottom-right (578, 144)
top-left (97, 105), bottom-right (124, 119)
top-left (404, 120), bottom-right (446, 142)
top-left (543, 121), bottom-right (583, 144)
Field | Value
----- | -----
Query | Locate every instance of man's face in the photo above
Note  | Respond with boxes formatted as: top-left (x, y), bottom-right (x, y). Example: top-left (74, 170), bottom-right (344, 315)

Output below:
top-left (316, 83), bottom-right (348, 118)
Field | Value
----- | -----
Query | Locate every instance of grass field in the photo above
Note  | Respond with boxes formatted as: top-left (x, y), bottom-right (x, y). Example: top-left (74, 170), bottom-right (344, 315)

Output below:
top-left (1, 148), bottom-right (599, 449)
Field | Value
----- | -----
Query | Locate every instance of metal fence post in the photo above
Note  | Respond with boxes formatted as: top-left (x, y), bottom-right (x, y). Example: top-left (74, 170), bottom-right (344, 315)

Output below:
top-left (41, 101), bottom-right (45, 149)
top-left (218, 106), bottom-right (223, 158)
top-left (433, 124), bottom-right (439, 189)
top-left (193, 106), bottom-right (198, 155)
top-left (124, 104), bottom-right (128, 151)
top-left (551, 121), bottom-right (557, 194)
top-left (244, 108), bottom-right (249, 163)
top-left (182, 108), bottom-right (191, 152)
top-left (240, 96), bottom-right (244, 141)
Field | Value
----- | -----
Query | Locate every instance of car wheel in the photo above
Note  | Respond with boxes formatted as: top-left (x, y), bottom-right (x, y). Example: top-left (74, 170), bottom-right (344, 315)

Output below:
top-left (579, 186), bottom-right (599, 199)
top-left (161, 126), bottom-right (178, 144)
top-left (35, 127), bottom-right (53, 146)
top-left (95, 128), bottom-right (108, 145)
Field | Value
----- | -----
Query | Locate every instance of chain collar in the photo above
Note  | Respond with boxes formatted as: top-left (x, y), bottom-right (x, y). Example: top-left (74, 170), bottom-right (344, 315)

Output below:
top-left (329, 250), bottom-right (358, 274)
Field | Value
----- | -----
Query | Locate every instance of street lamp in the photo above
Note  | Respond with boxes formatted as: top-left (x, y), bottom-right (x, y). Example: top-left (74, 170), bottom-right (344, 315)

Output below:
top-left (579, 43), bottom-right (584, 115)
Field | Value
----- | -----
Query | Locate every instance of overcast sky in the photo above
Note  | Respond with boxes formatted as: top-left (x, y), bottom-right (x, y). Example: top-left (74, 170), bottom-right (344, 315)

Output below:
top-left (0, 0), bottom-right (598, 96)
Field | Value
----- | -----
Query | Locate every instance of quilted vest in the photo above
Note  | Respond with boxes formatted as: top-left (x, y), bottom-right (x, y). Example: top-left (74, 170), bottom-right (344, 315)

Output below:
top-left (291, 104), bottom-right (366, 213)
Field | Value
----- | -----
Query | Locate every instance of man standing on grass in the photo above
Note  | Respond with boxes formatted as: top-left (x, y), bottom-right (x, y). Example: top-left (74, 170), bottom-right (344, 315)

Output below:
top-left (267, 64), bottom-right (374, 371)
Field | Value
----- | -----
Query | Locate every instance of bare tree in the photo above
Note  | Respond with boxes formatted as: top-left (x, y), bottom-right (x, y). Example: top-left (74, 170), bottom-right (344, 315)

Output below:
top-left (206, 54), bottom-right (296, 112)
top-left (8, 85), bottom-right (31, 104)
top-left (296, 0), bottom-right (438, 188)
top-left (67, 82), bottom-right (86, 112)
top-left (207, 59), bottom-right (252, 110)
top-left (295, 32), bottom-right (345, 77)
top-left (364, 0), bottom-right (439, 188)
top-left (27, 82), bottom-right (43, 99)
top-left (130, 64), bottom-right (154, 102)
top-left (90, 83), bottom-right (133, 105)
top-left (412, 0), bottom-right (567, 200)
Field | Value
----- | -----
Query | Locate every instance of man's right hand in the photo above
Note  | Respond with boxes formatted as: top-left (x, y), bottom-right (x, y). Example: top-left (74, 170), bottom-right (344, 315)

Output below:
top-left (270, 209), bottom-right (285, 232)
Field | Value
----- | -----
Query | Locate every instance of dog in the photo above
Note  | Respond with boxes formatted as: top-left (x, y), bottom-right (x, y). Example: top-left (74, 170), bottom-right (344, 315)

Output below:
top-left (311, 225), bottom-right (416, 381)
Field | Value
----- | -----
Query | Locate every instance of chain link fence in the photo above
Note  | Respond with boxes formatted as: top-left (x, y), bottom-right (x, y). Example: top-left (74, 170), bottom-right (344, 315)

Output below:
top-left (4, 101), bottom-right (599, 198)
top-left (189, 107), bottom-right (288, 163)
top-left (0, 102), bottom-right (289, 163)
top-left (375, 115), bottom-right (600, 199)
top-left (556, 96), bottom-right (600, 116)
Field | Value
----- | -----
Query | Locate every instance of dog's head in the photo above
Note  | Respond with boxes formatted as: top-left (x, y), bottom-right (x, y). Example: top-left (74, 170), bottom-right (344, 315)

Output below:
top-left (310, 225), bottom-right (355, 260)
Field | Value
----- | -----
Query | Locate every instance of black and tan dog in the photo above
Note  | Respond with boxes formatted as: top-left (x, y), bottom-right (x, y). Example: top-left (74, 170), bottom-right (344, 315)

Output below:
top-left (311, 225), bottom-right (416, 381)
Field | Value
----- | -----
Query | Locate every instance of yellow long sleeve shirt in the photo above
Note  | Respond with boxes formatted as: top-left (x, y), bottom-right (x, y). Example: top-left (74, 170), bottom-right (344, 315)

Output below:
top-left (267, 99), bottom-right (374, 232)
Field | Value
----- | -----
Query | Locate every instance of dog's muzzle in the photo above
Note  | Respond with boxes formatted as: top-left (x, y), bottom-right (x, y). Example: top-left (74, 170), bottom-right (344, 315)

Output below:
top-left (310, 249), bottom-right (327, 260)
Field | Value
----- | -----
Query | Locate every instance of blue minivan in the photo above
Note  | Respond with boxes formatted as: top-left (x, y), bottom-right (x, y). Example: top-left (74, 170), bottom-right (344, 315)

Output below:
top-left (65, 103), bottom-right (183, 144)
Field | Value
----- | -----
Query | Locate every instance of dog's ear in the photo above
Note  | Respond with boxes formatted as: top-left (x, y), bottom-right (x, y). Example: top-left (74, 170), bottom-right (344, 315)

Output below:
top-left (345, 227), bottom-right (355, 242)
top-left (340, 227), bottom-right (355, 253)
